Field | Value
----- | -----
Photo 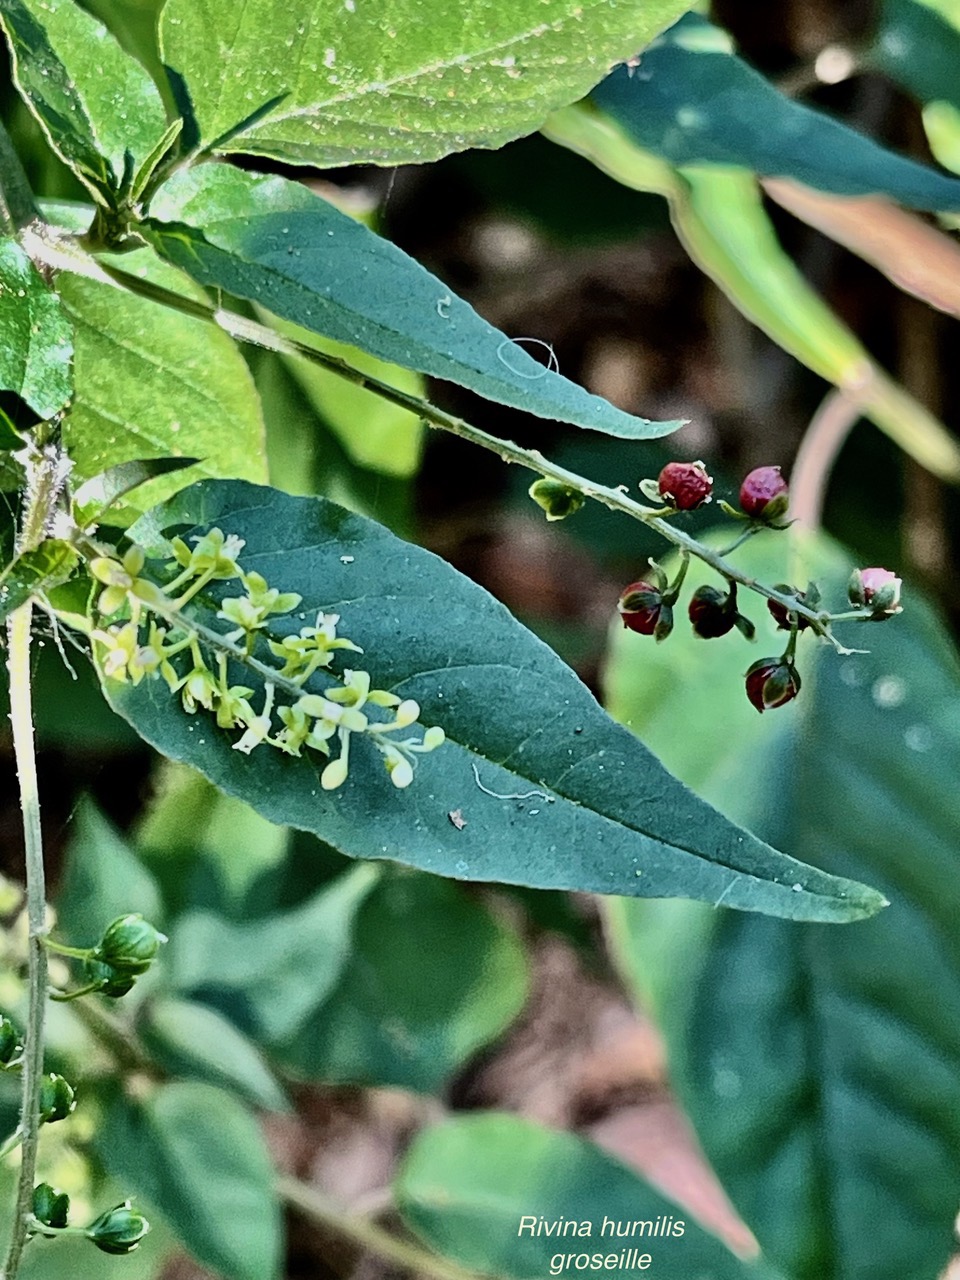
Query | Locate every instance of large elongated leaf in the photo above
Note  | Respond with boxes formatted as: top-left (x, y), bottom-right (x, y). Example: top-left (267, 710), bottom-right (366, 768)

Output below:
top-left (97, 1081), bottom-right (281, 1280)
top-left (592, 13), bottom-right (960, 210)
top-left (603, 531), bottom-right (960, 1280)
top-left (0, 236), bottom-right (73, 417)
top-left (100, 479), bottom-right (883, 922)
top-left (159, 0), bottom-right (689, 167)
top-left (396, 1114), bottom-right (781, 1279)
top-left (0, 0), bottom-right (170, 200)
top-left (56, 247), bottom-right (267, 490)
top-left (144, 165), bottom-right (680, 441)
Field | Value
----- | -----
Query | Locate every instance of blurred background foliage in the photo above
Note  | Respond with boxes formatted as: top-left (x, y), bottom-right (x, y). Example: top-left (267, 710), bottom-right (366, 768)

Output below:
top-left (3, 0), bottom-right (960, 1277)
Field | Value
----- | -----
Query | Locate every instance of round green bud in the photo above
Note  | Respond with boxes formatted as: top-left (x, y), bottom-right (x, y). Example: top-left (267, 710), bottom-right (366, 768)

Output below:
top-left (86, 1202), bottom-right (150, 1255)
top-left (83, 957), bottom-right (137, 998)
top-left (0, 1014), bottom-right (23, 1066)
top-left (38, 1073), bottom-right (76, 1124)
top-left (32, 1182), bottom-right (70, 1229)
top-left (95, 914), bottom-right (167, 974)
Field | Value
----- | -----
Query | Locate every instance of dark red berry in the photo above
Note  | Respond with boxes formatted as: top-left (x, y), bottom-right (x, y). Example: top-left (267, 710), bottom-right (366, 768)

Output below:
top-left (767, 584), bottom-right (813, 631)
top-left (658, 460), bottom-right (713, 511)
top-left (739, 466), bottom-right (789, 520)
top-left (745, 658), bottom-right (801, 713)
top-left (688, 585), bottom-right (737, 638)
top-left (618, 581), bottom-right (671, 640)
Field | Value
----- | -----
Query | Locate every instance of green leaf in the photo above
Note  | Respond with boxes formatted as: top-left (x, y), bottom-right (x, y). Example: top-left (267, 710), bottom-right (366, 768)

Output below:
top-left (57, 795), bottom-right (163, 945)
top-left (591, 13), bottom-right (960, 210)
top-left (168, 864), bottom-right (379, 1041)
top-left (869, 0), bottom-right (960, 112)
top-left (0, 0), bottom-right (170, 201)
top-left (97, 1081), bottom-right (281, 1280)
top-left (144, 165), bottom-right (681, 441)
top-left (56, 247), bottom-right (267, 491)
top-left (0, 236), bottom-right (73, 417)
top-left (0, 538), bottom-right (77, 625)
top-left (603, 531), bottom-right (960, 1280)
top-left (141, 997), bottom-right (289, 1112)
top-left (159, 0), bottom-right (690, 167)
top-left (279, 870), bottom-right (528, 1090)
top-left (102, 479), bottom-right (884, 923)
top-left (396, 1114), bottom-right (781, 1279)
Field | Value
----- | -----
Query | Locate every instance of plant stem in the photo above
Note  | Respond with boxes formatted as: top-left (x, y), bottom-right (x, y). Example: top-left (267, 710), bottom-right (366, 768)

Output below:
top-left (277, 1177), bottom-right (480, 1280)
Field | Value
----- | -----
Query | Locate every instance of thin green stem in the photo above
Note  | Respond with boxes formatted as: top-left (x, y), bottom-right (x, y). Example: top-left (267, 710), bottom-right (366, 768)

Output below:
top-left (717, 525), bottom-right (762, 557)
top-left (0, 1130), bottom-right (23, 1163)
top-left (42, 940), bottom-right (92, 961)
top-left (277, 1177), bottom-right (481, 1280)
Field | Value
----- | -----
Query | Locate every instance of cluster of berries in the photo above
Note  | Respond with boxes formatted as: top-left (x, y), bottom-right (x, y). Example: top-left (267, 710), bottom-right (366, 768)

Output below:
top-left (618, 462), bottom-right (902, 713)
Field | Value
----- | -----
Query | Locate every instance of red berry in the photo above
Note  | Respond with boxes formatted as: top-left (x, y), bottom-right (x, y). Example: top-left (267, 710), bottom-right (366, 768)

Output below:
top-left (618, 581), bottom-right (671, 639)
top-left (688, 585), bottom-right (736, 638)
top-left (745, 658), bottom-right (801, 713)
top-left (658, 460), bottom-right (713, 511)
top-left (739, 466), bottom-right (789, 519)
top-left (767, 584), bottom-right (813, 631)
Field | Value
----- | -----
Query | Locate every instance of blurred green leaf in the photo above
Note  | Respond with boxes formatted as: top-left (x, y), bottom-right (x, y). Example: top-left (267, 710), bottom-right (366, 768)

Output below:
top-left (593, 12), bottom-right (960, 209)
top-left (159, 0), bottom-right (689, 167)
top-left (0, 0), bottom-right (169, 200)
top-left (144, 165), bottom-right (683, 441)
top-left (56, 246), bottom-right (267, 493)
top-left (870, 0), bottom-right (960, 112)
top-left (396, 1114), bottom-right (781, 1279)
top-left (603, 530), bottom-right (960, 1280)
top-left (141, 997), bottom-right (289, 1112)
top-left (279, 871), bottom-right (528, 1090)
top-left (0, 236), bottom-right (72, 417)
top-left (544, 105), bottom-right (960, 483)
top-left (98, 1081), bottom-right (281, 1280)
top-left (102, 479), bottom-right (886, 922)
top-left (57, 796), bottom-right (163, 946)
top-left (167, 864), bottom-right (379, 1042)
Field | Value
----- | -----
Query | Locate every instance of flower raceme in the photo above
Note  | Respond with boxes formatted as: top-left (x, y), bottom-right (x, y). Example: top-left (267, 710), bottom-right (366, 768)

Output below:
top-left (87, 530), bottom-right (445, 792)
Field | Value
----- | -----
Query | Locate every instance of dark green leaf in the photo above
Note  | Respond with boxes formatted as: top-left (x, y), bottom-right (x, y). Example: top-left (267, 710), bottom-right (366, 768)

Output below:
top-left (0, 236), bottom-right (72, 417)
top-left (592, 13), bottom-right (960, 210)
top-left (279, 870), bottom-right (528, 1090)
top-left (0, 0), bottom-right (170, 200)
top-left (159, 0), bottom-right (689, 167)
top-left (869, 0), bottom-right (960, 112)
top-left (0, 538), bottom-right (78, 625)
top-left (396, 1114), bottom-right (782, 1279)
top-left (141, 997), bottom-right (289, 1112)
top-left (167, 864), bottom-right (379, 1041)
top-left (603, 531), bottom-right (960, 1280)
top-left (97, 1081), bottom-right (281, 1280)
top-left (102, 479), bottom-right (884, 922)
top-left (57, 795), bottom-right (163, 945)
top-left (145, 165), bottom-right (681, 441)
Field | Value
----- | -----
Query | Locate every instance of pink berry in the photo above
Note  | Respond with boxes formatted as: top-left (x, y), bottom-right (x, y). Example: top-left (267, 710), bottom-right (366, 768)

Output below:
top-left (739, 466), bottom-right (789, 519)
top-left (849, 566), bottom-right (902, 617)
top-left (658, 461), bottom-right (713, 511)
top-left (745, 657), bottom-right (801, 713)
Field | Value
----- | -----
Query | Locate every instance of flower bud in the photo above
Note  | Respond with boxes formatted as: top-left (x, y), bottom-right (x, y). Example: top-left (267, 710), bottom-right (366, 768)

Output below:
top-left (86, 1202), bottom-right (150, 1255)
top-left (0, 1014), bottom-right (22, 1066)
top-left (38, 1073), bottom-right (76, 1124)
top-left (848, 566), bottom-right (902, 618)
top-left (767, 584), bottom-right (814, 631)
top-left (618, 581), bottom-right (667, 637)
top-left (657, 460), bottom-right (713, 511)
top-left (95, 914), bottom-right (167, 974)
top-left (745, 658), bottom-right (801, 713)
top-left (739, 466), bottom-right (789, 520)
top-left (84, 957), bottom-right (137, 998)
top-left (688, 584), bottom-right (737, 638)
top-left (528, 478), bottom-right (584, 521)
top-left (33, 1182), bottom-right (70, 1230)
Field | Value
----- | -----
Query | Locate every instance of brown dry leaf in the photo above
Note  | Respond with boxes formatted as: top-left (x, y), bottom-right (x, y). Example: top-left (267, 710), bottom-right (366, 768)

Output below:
top-left (764, 177), bottom-right (960, 318)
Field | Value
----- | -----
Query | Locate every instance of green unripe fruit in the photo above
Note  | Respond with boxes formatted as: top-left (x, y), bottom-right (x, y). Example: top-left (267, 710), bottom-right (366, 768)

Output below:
top-left (95, 914), bottom-right (167, 974)
top-left (86, 1202), bottom-right (150, 1255)
top-left (33, 1182), bottom-right (70, 1229)
top-left (38, 1073), bottom-right (76, 1124)
top-left (0, 1014), bottom-right (22, 1066)
top-left (83, 957), bottom-right (137, 998)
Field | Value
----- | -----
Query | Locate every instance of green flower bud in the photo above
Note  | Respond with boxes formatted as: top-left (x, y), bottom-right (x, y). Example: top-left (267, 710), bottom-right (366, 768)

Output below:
top-left (83, 957), bottom-right (137, 998)
top-left (38, 1073), bottom-right (76, 1124)
top-left (33, 1182), bottom-right (70, 1229)
top-left (528, 477), bottom-right (585, 521)
top-left (95, 914), bottom-right (167, 974)
top-left (86, 1202), bottom-right (150, 1255)
top-left (0, 1014), bottom-right (23, 1066)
